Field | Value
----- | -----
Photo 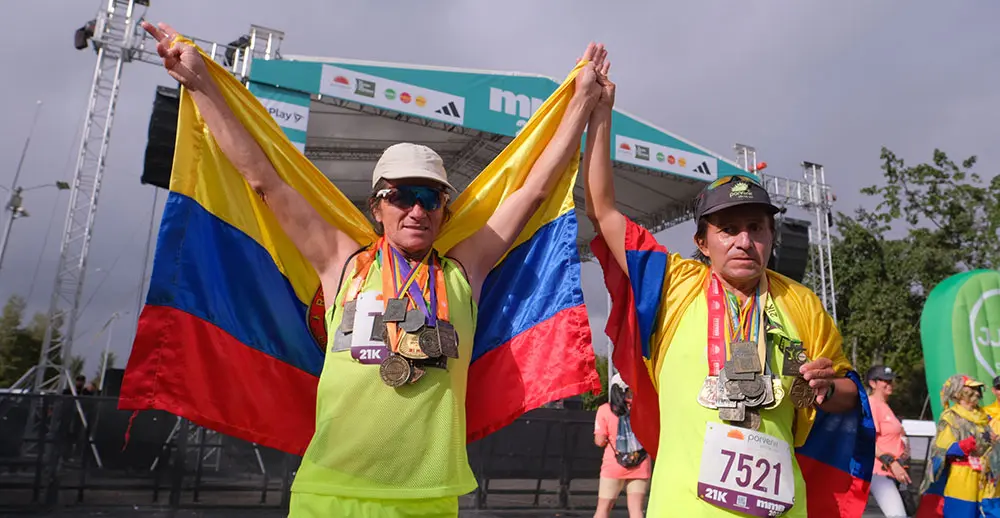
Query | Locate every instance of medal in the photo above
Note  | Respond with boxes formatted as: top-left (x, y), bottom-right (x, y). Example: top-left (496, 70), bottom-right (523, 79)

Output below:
top-left (782, 341), bottom-right (808, 376)
top-left (719, 401), bottom-right (746, 422)
top-left (438, 321), bottom-right (459, 359)
top-left (383, 298), bottom-right (408, 322)
top-left (789, 376), bottom-right (815, 408)
top-left (770, 377), bottom-right (785, 408)
top-left (738, 377), bottom-right (765, 399)
top-left (728, 341), bottom-right (761, 379)
top-left (369, 314), bottom-right (387, 343)
top-left (697, 376), bottom-right (719, 409)
top-left (380, 354), bottom-right (412, 387)
top-left (400, 309), bottom-right (425, 334)
top-left (724, 379), bottom-right (744, 401)
top-left (733, 408), bottom-right (762, 431)
top-left (409, 365), bottom-right (426, 384)
top-left (331, 330), bottom-right (351, 352)
top-left (419, 327), bottom-right (443, 357)
top-left (398, 332), bottom-right (428, 360)
top-left (340, 300), bottom-right (356, 334)
top-left (716, 370), bottom-right (738, 408)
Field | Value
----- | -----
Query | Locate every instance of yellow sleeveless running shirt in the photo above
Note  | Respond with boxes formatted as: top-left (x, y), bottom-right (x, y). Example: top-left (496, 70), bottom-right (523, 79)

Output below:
top-left (645, 292), bottom-right (808, 517)
top-left (291, 253), bottom-right (478, 499)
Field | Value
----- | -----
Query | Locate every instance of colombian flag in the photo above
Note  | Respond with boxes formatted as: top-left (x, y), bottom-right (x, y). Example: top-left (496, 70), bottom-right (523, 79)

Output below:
top-left (591, 217), bottom-right (876, 517)
top-left (118, 39), bottom-right (600, 454)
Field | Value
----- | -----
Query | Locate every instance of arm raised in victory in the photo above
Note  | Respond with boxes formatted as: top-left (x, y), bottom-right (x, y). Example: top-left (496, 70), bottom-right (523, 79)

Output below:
top-left (448, 43), bottom-right (603, 301)
top-left (142, 22), bottom-right (358, 287)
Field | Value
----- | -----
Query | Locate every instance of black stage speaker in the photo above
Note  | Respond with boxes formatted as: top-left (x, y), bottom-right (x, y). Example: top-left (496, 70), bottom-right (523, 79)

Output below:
top-left (769, 217), bottom-right (811, 283)
top-left (141, 85), bottom-right (180, 189)
top-left (101, 367), bottom-right (125, 397)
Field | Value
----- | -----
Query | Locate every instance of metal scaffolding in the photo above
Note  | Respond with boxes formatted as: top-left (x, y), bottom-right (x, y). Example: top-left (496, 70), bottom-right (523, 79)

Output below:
top-left (734, 144), bottom-right (838, 320)
top-left (14, 0), bottom-right (287, 495)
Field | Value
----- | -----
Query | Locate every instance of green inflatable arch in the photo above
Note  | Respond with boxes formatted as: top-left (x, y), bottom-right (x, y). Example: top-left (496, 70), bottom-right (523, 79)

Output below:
top-left (922, 269), bottom-right (1000, 420)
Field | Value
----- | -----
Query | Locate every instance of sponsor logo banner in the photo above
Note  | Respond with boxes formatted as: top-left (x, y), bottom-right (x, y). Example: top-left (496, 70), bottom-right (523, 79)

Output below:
top-left (259, 98), bottom-right (310, 133)
top-left (319, 65), bottom-right (466, 125)
top-left (615, 135), bottom-right (717, 180)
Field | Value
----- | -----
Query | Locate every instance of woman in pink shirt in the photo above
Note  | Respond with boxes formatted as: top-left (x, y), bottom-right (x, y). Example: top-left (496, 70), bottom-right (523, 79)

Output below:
top-left (593, 374), bottom-right (651, 518)
top-left (867, 365), bottom-right (912, 518)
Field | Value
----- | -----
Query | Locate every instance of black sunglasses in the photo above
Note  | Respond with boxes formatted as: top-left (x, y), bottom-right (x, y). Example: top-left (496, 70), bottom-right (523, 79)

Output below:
top-left (376, 185), bottom-right (449, 211)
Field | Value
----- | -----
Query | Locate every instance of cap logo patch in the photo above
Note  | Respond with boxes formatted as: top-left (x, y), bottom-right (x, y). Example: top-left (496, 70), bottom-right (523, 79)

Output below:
top-left (729, 181), bottom-right (754, 199)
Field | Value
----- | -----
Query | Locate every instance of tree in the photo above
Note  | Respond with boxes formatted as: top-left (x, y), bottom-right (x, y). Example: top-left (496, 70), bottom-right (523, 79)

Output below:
top-left (0, 295), bottom-right (67, 388)
top-left (92, 350), bottom-right (118, 388)
top-left (829, 147), bottom-right (998, 418)
top-left (582, 355), bottom-right (609, 411)
top-left (0, 295), bottom-right (27, 386)
top-left (69, 355), bottom-right (86, 381)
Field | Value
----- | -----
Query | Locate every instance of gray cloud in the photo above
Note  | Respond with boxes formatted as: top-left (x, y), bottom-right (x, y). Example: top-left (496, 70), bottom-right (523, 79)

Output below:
top-left (0, 0), bottom-right (996, 376)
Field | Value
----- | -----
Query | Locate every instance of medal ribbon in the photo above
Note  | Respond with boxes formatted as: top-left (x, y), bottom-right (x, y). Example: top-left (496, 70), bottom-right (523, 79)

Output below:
top-left (374, 238), bottom-right (452, 352)
top-left (705, 274), bottom-right (764, 376)
top-left (390, 247), bottom-right (438, 327)
top-left (725, 284), bottom-right (760, 344)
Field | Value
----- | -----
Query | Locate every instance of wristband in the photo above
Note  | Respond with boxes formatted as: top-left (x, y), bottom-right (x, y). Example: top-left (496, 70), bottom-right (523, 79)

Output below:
top-left (823, 382), bottom-right (835, 401)
top-left (878, 454), bottom-right (896, 469)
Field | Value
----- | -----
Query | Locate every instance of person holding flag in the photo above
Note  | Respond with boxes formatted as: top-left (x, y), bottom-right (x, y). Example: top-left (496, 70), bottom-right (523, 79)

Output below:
top-left (136, 21), bottom-right (604, 518)
top-left (581, 62), bottom-right (875, 516)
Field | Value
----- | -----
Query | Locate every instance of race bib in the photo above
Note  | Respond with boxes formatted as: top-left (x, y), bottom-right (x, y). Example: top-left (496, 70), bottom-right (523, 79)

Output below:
top-left (698, 423), bottom-right (795, 517)
top-left (350, 291), bottom-right (390, 364)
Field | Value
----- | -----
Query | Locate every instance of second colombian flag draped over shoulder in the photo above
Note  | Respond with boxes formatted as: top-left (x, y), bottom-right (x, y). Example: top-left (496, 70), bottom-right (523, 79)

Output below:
top-left (119, 40), bottom-right (600, 454)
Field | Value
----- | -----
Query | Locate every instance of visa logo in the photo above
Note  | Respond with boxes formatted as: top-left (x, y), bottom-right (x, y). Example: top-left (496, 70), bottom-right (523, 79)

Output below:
top-left (488, 87), bottom-right (545, 132)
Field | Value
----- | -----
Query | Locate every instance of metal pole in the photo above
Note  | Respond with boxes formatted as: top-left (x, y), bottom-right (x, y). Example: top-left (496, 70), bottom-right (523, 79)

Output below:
top-left (0, 198), bottom-right (16, 273)
top-left (98, 314), bottom-right (116, 391)
top-left (8, 101), bottom-right (43, 192)
top-left (606, 292), bottom-right (614, 382)
top-left (130, 187), bottom-right (159, 346)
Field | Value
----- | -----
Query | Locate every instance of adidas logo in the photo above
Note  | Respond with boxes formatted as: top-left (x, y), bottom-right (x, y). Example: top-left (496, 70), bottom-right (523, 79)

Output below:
top-left (694, 162), bottom-right (713, 176)
top-left (435, 101), bottom-right (462, 119)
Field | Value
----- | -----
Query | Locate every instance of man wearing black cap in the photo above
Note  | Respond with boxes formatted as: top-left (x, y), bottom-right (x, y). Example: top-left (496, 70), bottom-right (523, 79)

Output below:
top-left (983, 376), bottom-right (1000, 420)
top-left (583, 72), bottom-right (868, 518)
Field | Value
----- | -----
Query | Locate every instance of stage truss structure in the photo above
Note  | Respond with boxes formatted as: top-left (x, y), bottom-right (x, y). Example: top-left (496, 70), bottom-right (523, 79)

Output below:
top-left (14, 0), bottom-right (839, 488)
top-left (15, 0), bottom-right (285, 489)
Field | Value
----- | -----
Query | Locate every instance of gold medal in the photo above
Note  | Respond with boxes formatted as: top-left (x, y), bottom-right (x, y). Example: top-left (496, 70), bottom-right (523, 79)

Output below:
top-left (397, 332), bottom-right (428, 360)
top-left (790, 376), bottom-right (815, 409)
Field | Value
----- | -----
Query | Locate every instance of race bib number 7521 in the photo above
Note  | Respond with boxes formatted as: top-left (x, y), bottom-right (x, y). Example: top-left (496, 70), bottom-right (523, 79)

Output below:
top-left (698, 423), bottom-right (795, 517)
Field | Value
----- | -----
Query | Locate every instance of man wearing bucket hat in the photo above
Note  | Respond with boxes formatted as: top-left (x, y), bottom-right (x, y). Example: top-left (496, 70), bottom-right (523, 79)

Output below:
top-left (583, 62), bottom-right (873, 517)
top-left (142, 19), bottom-right (608, 517)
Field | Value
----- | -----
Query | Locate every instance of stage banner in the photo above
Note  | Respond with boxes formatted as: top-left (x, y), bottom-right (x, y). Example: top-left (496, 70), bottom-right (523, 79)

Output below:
top-left (249, 81), bottom-right (310, 153)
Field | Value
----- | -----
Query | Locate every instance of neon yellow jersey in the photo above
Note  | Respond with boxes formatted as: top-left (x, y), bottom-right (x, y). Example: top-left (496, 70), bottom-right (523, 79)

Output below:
top-left (645, 292), bottom-right (809, 518)
top-left (291, 255), bottom-right (478, 499)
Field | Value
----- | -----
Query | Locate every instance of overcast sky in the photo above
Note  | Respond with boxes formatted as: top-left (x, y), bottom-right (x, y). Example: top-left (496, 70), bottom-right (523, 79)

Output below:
top-left (0, 1), bottom-right (997, 379)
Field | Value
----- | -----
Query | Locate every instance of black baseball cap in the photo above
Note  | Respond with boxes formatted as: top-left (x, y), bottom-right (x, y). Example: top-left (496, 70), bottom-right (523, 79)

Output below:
top-left (866, 365), bottom-right (896, 384)
top-left (992, 376), bottom-right (1000, 389)
top-left (694, 175), bottom-right (781, 221)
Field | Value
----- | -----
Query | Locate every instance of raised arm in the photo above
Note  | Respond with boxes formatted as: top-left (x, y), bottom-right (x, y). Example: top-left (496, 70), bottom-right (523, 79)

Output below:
top-left (143, 22), bottom-right (357, 284)
top-left (448, 43), bottom-right (602, 301)
top-left (581, 55), bottom-right (628, 274)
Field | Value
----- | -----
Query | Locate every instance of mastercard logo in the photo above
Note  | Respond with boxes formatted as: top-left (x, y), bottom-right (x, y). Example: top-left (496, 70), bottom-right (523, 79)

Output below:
top-left (667, 155), bottom-right (676, 165)
top-left (332, 75), bottom-right (350, 87)
top-left (415, 95), bottom-right (427, 107)
top-left (400, 92), bottom-right (412, 104)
